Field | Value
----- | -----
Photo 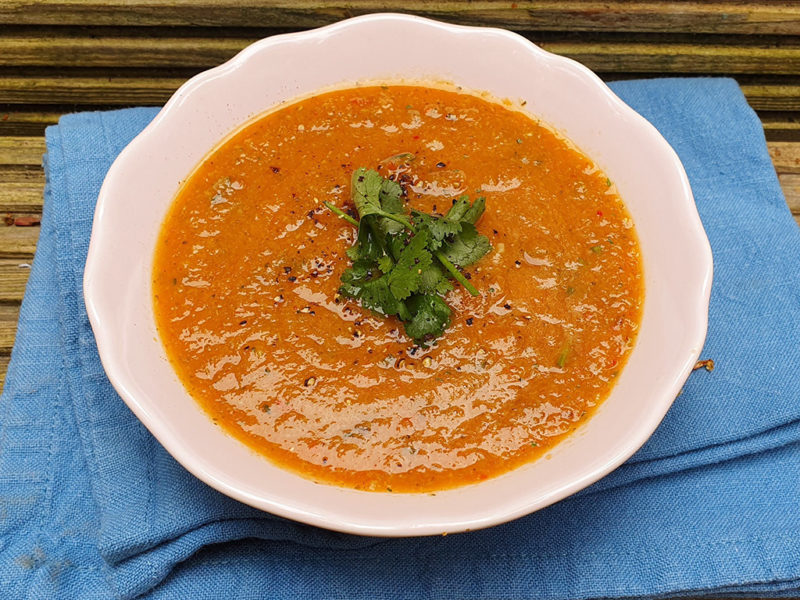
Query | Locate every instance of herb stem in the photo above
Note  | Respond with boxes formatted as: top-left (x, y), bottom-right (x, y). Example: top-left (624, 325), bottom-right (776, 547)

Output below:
top-left (323, 201), bottom-right (359, 227)
top-left (556, 343), bottom-right (571, 368)
top-left (434, 251), bottom-right (480, 296)
top-left (368, 219), bottom-right (395, 269)
top-left (379, 211), bottom-right (414, 230)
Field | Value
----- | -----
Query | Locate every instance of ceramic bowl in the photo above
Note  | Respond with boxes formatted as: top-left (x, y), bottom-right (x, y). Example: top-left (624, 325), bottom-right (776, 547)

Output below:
top-left (84, 13), bottom-right (712, 536)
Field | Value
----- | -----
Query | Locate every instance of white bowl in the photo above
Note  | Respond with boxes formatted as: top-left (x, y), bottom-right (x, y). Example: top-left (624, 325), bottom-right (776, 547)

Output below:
top-left (84, 13), bottom-right (712, 536)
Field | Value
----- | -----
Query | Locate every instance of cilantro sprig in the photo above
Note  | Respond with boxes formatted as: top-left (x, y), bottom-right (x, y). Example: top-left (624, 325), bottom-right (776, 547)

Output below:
top-left (325, 168), bottom-right (491, 344)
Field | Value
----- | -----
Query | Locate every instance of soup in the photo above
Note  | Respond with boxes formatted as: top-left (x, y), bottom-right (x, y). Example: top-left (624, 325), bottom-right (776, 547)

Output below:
top-left (152, 84), bottom-right (643, 492)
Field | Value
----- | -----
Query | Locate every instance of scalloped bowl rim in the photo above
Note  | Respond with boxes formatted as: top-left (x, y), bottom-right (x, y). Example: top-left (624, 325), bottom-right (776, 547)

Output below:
top-left (84, 13), bottom-right (712, 536)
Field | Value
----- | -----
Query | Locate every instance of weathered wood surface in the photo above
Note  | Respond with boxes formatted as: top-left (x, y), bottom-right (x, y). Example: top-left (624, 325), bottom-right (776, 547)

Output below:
top-left (3, 32), bottom-right (799, 75)
top-left (1, 2), bottom-right (799, 35)
top-left (1, 1), bottom-right (799, 394)
top-left (6, 76), bottom-right (800, 110)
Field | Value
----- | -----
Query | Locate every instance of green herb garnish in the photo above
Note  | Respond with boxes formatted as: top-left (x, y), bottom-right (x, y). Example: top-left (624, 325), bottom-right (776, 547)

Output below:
top-left (325, 168), bottom-right (492, 344)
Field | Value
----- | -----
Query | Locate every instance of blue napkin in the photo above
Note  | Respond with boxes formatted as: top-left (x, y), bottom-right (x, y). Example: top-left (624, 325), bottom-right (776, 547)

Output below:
top-left (2, 78), bottom-right (799, 599)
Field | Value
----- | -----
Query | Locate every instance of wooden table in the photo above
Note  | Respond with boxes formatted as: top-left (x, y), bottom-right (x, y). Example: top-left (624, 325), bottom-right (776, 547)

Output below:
top-left (1, 1), bottom-right (799, 390)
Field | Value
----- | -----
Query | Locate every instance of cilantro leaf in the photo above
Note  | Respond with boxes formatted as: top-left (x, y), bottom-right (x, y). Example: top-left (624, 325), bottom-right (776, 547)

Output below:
top-left (340, 270), bottom-right (410, 320)
top-left (351, 168), bottom-right (384, 219)
top-left (360, 275), bottom-right (410, 319)
top-left (462, 196), bottom-right (486, 224)
top-left (445, 195), bottom-right (472, 221)
top-left (411, 211), bottom-right (462, 250)
top-left (440, 223), bottom-right (492, 267)
top-left (403, 294), bottom-right (451, 341)
top-left (418, 262), bottom-right (454, 295)
top-left (339, 259), bottom-right (376, 296)
top-left (379, 177), bottom-right (404, 213)
top-left (346, 221), bottom-right (382, 262)
top-left (351, 168), bottom-right (411, 231)
top-left (387, 229), bottom-right (433, 300)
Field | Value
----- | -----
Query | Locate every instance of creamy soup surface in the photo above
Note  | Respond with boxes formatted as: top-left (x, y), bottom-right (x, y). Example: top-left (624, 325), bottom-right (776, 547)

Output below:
top-left (153, 84), bottom-right (643, 492)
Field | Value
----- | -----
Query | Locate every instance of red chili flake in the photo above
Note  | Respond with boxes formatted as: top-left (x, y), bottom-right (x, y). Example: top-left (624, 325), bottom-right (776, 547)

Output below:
top-left (596, 210), bottom-right (603, 217)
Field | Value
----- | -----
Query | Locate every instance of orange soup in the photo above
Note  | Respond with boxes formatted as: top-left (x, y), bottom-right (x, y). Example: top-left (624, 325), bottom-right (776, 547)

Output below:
top-left (153, 84), bottom-right (643, 492)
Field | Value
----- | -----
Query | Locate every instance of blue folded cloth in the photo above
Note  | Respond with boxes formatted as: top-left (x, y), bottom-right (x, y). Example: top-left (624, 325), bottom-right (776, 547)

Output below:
top-left (1, 77), bottom-right (799, 599)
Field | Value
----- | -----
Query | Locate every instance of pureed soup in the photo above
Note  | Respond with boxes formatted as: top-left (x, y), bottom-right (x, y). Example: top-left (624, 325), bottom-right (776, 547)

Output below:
top-left (153, 84), bottom-right (643, 493)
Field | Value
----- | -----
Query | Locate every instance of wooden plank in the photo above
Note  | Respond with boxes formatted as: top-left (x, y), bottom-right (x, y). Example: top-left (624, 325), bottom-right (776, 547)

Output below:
top-left (0, 259), bottom-right (31, 302)
top-left (740, 83), bottom-right (800, 111)
top-left (0, 180), bottom-right (44, 213)
top-left (0, 34), bottom-right (257, 69)
top-left (538, 42), bottom-right (800, 76)
top-left (0, 2), bottom-right (798, 35)
top-left (0, 76), bottom-right (185, 105)
top-left (2, 34), bottom-right (799, 75)
top-left (779, 173), bottom-right (800, 213)
top-left (0, 167), bottom-right (44, 185)
top-left (0, 137), bottom-right (45, 166)
top-left (0, 108), bottom-right (62, 136)
top-left (0, 352), bottom-right (9, 393)
top-left (769, 141), bottom-right (800, 174)
top-left (0, 304), bottom-right (20, 356)
top-left (0, 224), bottom-right (39, 259)
top-left (760, 113), bottom-right (800, 141)
top-left (2, 76), bottom-right (799, 109)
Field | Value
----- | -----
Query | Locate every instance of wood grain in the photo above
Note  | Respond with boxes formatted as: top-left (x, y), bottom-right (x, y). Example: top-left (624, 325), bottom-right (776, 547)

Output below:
top-left (0, 137), bottom-right (45, 166)
top-left (0, 304), bottom-right (21, 356)
top-left (0, 259), bottom-right (32, 302)
top-left (0, 224), bottom-right (40, 259)
top-left (0, 77), bottom-right (187, 105)
top-left (0, 33), bottom-right (259, 69)
top-left (770, 141), bottom-right (800, 173)
top-left (0, 353), bottom-right (8, 390)
top-left (740, 83), bottom-right (800, 112)
top-left (779, 173), bottom-right (800, 213)
top-left (1, 2), bottom-right (798, 35)
top-left (0, 75), bottom-right (797, 112)
top-left (2, 34), bottom-right (799, 75)
top-left (0, 180), bottom-right (45, 213)
top-left (0, 108), bottom-right (62, 135)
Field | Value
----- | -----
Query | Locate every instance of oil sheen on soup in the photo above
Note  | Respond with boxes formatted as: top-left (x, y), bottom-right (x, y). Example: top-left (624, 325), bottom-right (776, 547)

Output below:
top-left (153, 84), bottom-right (643, 493)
